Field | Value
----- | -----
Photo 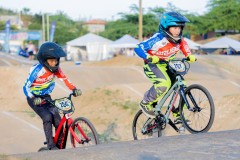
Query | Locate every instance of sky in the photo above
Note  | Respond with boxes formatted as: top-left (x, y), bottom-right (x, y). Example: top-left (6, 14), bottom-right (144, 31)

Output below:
top-left (0, 0), bottom-right (210, 20)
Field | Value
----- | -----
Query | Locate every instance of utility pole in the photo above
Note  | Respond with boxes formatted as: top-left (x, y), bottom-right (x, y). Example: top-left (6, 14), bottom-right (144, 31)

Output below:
top-left (138, 0), bottom-right (143, 42)
top-left (46, 14), bottom-right (49, 41)
top-left (42, 13), bottom-right (45, 43)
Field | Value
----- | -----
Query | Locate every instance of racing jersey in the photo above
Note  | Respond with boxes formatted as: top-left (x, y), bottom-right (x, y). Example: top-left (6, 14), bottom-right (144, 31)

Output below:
top-left (23, 63), bottom-right (76, 98)
top-left (134, 32), bottom-right (191, 60)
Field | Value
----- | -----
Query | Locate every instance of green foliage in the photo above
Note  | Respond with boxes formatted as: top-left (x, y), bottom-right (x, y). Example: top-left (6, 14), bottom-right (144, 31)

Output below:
top-left (0, 154), bottom-right (7, 159)
top-left (112, 100), bottom-right (139, 114)
top-left (100, 20), bottom-right (138, 40)
top-left (100, 13), bottom-right (158, 40)
top-left (0, 7), bottom-right (16, 15)
top-left (1, 0), bottom-right (240, 43)
top-left (98, 122), bottom-right (120, 143)
top-left (205, 0), bottom-right (240, 31)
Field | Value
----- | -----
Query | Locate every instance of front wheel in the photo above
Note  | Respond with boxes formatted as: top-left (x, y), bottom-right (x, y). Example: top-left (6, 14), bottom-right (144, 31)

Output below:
top-left (179, 84), bottom-right (215, 133)
top-left (70, 117), bottom-right (99, 147)
top-left (132, 110), bottom-right (162, 140)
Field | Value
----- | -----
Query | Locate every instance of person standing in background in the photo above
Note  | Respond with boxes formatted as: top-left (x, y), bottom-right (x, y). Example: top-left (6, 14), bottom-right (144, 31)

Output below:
top-left (27, 41), bottom-right (36, 60)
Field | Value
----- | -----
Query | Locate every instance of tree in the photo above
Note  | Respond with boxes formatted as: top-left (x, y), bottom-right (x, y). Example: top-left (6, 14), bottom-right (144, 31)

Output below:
top-left (205, 0), bottom-right (240, 32)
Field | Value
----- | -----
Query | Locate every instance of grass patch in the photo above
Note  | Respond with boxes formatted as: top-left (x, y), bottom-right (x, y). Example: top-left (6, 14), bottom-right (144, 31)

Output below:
top-left (104, 89), bottom-right (112, 96)
top-left (0, 154), bottom-right (7, 160)
top-left (112, 100), bottom-right (139, 114)
top-left (98, 122), bottom-right (120, 143)
top-left (103, 89), bottom-right (120, 96)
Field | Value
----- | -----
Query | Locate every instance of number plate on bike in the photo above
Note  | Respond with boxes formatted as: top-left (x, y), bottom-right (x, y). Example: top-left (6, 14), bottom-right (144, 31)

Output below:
top-left (55, 98), bottom-right (72, 111)
top-left (169, 61), bottom-right (185, 73)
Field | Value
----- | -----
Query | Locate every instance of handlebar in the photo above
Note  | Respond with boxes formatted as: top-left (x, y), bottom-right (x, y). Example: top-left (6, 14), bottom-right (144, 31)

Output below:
top-left (42, 92), bottom-right (74, 104)
top-left (42, 93), bottom-right (76, 114)
top-left (146, 57), bottom-right (197, 64)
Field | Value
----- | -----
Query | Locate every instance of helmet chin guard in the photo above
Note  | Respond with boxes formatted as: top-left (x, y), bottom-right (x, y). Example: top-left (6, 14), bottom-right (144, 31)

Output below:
top-left (43, 58), bottom-right (60, 73)
top-left (162, 28), bottom-right (182, 44)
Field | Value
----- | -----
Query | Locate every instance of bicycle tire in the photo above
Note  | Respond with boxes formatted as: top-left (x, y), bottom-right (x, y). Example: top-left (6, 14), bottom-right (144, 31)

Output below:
top-left (70, 117), bottom-right (99, 147)
top-left (132, 110), bottom-right (162, 140)
top-left (38, 147), bottom-right (49, 152)
top-left (179, 84), bottom-right (215, 133)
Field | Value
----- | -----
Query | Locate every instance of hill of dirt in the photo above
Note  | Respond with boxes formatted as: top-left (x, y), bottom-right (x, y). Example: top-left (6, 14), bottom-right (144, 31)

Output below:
top-left (82, 55), bottom-right (144, 67)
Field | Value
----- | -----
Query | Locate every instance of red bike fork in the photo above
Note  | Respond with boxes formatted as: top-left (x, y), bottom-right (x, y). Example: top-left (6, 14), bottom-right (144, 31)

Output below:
top-left (70, 121), bottom-right (89, 145)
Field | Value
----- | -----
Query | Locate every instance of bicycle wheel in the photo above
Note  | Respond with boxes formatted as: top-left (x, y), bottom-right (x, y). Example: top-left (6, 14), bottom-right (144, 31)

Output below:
top-left (71, 117), bottom-right (99, 147)
top-left (179, 84), bottom-right (215, 133)
top-left (132, 110), bottom-right (162, 140)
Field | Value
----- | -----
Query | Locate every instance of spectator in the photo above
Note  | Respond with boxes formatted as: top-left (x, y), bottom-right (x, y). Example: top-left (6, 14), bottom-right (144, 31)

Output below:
top-left (27, 41), bottom-right (36, 60)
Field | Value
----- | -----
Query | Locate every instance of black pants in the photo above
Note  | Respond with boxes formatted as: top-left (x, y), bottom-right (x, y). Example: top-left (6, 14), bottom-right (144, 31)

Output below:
top-left (27, 95), bottom-right (61, 148)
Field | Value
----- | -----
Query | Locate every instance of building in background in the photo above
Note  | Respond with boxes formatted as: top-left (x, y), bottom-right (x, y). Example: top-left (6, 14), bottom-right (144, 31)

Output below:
top-left (83, 19), bottom-right (106, 33)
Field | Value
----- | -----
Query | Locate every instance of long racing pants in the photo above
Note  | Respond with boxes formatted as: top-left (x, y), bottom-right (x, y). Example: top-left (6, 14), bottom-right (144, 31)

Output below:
top-left (142, 63), bottom-right (171, 104)
top-left (27, 95), bottom-right (61, 149)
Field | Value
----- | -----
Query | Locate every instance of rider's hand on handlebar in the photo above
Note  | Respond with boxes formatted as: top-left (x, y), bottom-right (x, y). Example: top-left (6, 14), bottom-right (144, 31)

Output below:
top-left (32, 97), bottom-right (42, 105)
top-left (186, 55), bottom-right (196, 63)
top-left (73, 88), bottom-right (82, 97)
top-left (147, 55), bottom-right (160, 64)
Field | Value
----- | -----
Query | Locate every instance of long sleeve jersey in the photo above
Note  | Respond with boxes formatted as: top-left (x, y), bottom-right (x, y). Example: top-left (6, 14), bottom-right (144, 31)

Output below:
top-left (134, 32), bottom-right (191, 60)
top-left (23, 63), bottom-right (76, 98)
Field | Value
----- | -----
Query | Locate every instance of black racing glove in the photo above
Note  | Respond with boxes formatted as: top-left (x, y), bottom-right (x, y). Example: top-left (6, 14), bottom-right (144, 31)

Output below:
top-left (32, 97), bottom-right (42, 105)
top-left (73, 88), bottom-right (82, 97)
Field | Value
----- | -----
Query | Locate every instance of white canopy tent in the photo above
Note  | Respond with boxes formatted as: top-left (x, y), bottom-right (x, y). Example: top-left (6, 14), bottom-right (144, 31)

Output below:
top-left (183, 37), bottom-right (202, 50)
top-left (109, 34), bottom-right (139, 48)
top-left (107, 34), bottom-right (139, 56)
top-left (201, 36), bottom-right (240, 52)
top-left (66, 33), bottom-right (113, 61)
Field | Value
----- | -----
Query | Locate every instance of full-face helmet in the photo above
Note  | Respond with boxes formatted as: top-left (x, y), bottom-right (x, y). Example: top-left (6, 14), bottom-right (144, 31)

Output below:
top-left (37, 42), bottom-right (66, 73)
top-left (159, 12), bottom-right (190, 44)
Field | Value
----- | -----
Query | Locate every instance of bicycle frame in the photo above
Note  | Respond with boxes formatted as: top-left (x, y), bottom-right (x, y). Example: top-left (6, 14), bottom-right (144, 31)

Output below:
top-left (46, 95), bottom-right (90, 149)
top-left (53, 113), bottom-right (90, 149)
top-left (149, 61), bottom-right (194, 132)
top-left (135, 58), bottom-right (215, 138)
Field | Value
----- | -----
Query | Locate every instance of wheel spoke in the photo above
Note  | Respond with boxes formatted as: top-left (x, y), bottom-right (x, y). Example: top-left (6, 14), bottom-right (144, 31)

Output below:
top-left (132, 110), bottom-right (161, 140)
top-left (70, 117), bottom-right (99, 148)
top-left (181, 85), bottom-right (214, 133)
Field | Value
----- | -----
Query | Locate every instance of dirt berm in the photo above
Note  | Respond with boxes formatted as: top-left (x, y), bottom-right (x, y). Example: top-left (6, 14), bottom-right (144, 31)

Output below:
top-left (9, 129), bottom-right (240, 160)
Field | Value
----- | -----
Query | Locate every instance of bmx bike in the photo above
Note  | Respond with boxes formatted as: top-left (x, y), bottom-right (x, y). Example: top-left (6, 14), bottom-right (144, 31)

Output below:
top-left (38, 93), bottom-right (99, 151)
top-left (132, 58), bottom-right (215, 140)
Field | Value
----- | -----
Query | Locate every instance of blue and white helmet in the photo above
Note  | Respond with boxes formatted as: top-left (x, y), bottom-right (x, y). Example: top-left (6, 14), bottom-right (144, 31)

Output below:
top-left (159, 12), bottom-right (190, 44)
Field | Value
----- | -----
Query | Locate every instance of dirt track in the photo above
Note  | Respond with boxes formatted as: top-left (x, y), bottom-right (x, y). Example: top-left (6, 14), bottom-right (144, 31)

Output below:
top-left (0, 52), bottom-right (240, 155)
top-left (11, 129), bottom-right (240, 160)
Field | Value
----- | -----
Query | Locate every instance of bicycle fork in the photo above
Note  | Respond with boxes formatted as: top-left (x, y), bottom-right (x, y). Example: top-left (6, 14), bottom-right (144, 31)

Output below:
top-left (70, 122), bottom-right (91, 144)
top-left (180, 86), bottom-right (201, 112)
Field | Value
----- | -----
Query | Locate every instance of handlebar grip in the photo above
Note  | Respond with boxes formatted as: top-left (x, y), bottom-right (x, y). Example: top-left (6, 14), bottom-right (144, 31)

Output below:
top-left (146, 57), bottom-right (167, 64)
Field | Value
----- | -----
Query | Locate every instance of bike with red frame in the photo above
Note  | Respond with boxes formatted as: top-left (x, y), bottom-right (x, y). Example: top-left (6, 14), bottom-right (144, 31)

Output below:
top-left (38, 93), bottom-right (99, 151)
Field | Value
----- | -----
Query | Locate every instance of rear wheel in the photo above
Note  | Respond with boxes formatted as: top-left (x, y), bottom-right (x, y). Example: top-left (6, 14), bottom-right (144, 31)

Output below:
top-left (71, 117), bottom-right (99, 147)
top-left (132, 110), bottom-right (162, 140)
top-left (179, 84), bottom-right (215, 133)
top-left (38, 147), bottom-right (49, 152)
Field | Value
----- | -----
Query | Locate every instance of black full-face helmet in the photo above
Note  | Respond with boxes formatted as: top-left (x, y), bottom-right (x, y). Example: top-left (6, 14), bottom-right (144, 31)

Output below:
top-left (37, 42), bottom-right (66, 73)
top-left (159, 12), bottom-right (190, 44)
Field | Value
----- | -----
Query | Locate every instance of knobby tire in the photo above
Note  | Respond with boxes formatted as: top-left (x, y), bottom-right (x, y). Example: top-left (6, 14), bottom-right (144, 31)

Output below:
top-left (71, 117), bottom-right (99, 147)
top-left (179, 84), bottom-right (215, 133)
